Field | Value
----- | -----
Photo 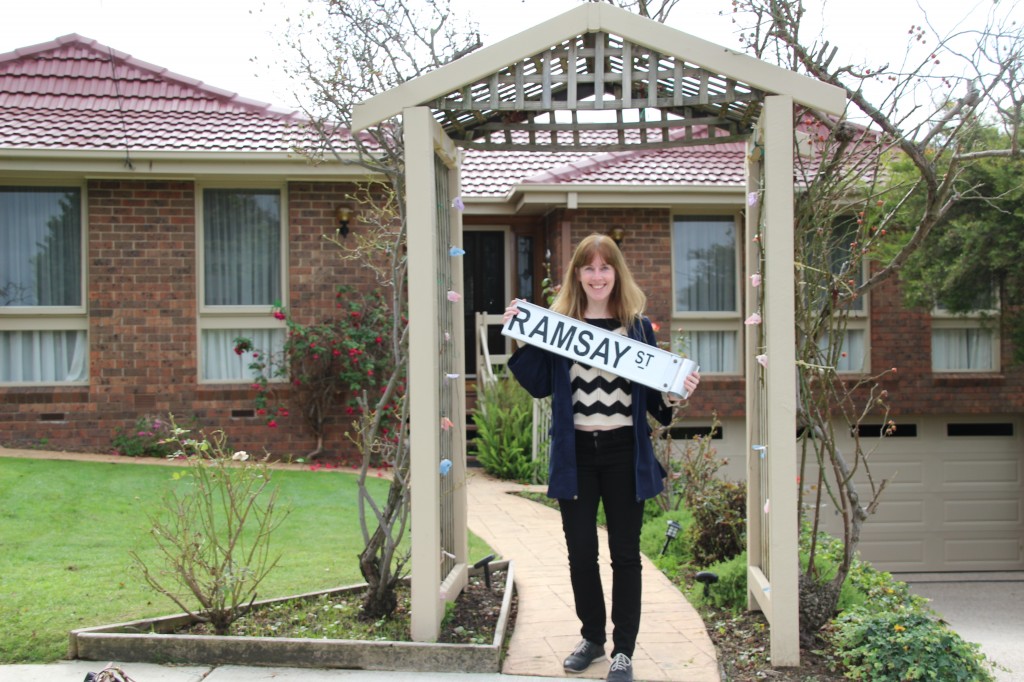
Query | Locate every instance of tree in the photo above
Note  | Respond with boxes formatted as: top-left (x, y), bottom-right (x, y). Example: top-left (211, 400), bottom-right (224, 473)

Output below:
top-left (724, 0), bottom-right (1024, 639)
top-left (890, 124), bottom-right (1024, 363)
top-left (261, 0), bottom-right (480, 619)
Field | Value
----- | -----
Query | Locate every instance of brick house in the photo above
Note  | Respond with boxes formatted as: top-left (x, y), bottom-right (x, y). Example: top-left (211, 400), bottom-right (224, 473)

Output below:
top-left (2, 34), bottom-right (1021, 573)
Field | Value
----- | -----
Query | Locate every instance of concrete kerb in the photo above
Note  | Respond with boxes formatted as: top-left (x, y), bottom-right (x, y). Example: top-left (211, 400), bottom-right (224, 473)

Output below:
top-left (69, 562), bottom-right (515, 674)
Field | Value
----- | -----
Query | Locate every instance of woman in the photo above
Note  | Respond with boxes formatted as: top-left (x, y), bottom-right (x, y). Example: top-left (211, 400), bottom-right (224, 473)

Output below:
top-left (503, 234), bottom-right (700, 682)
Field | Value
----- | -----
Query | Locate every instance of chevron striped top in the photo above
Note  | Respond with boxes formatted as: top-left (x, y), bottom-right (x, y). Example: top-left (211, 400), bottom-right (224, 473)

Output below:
top-left (571, 319), bottom-right (633, 430)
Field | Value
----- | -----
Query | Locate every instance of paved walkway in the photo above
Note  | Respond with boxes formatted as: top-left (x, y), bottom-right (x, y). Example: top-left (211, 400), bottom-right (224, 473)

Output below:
top-left (466, 471), bottom-right (720, 681)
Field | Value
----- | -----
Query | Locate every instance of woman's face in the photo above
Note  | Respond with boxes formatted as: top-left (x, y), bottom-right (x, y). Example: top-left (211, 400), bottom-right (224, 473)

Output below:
top-left (576, 253), bottom-right (616, 308)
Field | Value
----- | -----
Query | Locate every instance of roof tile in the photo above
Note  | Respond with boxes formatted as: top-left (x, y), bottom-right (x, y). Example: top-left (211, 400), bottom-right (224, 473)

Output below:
top-left (0, 34), bottom-right (312, 153)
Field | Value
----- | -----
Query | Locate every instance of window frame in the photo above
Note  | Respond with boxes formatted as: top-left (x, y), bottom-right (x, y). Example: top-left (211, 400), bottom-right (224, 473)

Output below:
top-left (930, 296), bottom-right (1000, 373)
top-left (669, 212), bottom-right (744, 376)
top-left (0, 183), bottom-right (88, 386)
top-left (825, 264), bottom-right (871, 375)
top-left (196, 184), bottom-right (288, 384)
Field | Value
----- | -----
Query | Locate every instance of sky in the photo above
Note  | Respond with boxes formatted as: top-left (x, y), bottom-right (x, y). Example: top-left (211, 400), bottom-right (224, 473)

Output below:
top-left (1, 0), bottom-right (1019, 111)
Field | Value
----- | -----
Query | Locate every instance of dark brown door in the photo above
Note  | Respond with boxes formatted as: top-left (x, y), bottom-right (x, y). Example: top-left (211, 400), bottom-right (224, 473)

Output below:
top-left (463, 230), bottom-right (506, 374)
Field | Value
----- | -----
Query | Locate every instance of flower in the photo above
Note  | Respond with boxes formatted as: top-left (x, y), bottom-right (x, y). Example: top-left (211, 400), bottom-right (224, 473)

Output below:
top-left (750, 273), bottom-right (761, 288)
top-left (272, 310), bottom-right (286, 321)
top-left (267, 420), bottom-right (278, 428)
top-left (755, 354), bottom-right (768, 368)
top-left (744, 312), bottom-right (762, 325)
top-left (232, 450), bottom-right (249, 461)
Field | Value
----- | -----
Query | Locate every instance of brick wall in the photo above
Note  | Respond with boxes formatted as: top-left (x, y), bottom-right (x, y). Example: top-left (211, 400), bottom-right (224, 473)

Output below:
top-left (545, 207), bottom-right (1023, 422)
top-left (0, 180), bottom-right (376, 461)
top-left (2, 192), bottom-right (1021, 458)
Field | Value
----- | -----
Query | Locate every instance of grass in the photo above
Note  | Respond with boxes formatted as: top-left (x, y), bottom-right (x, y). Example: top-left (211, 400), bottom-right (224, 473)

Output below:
top-left (0, 456), bottom-right (490, 663)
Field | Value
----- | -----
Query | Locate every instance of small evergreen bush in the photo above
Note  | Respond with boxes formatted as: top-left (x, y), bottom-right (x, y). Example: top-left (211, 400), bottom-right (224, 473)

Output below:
top-left (831, 608), bottom-right (995, 681)
top-left (687, 479), bottom-right (745, 566)
top-left (472, 373), bottom-right (535, 481)
top-left (640, 509), bottom-right (695, 576)
top-left (111, 415), bottom-right (179, 457)
top-left (685, 551), bottom-right (748, 614)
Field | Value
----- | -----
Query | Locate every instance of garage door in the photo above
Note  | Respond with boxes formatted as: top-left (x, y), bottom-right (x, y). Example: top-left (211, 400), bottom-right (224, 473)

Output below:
top-left (832, 415), bottom-right (1023, 572)
top-left (682, 415), bottom-right (1022, 572)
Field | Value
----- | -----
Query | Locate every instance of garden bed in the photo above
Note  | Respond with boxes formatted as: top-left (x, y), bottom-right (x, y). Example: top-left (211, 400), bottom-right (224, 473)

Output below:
top-left (69, 561), bottom-right (515, 674)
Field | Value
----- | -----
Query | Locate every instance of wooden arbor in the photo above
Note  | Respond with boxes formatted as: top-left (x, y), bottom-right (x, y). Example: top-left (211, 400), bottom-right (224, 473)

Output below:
top-left (353, 3), bottom-right (845, 665)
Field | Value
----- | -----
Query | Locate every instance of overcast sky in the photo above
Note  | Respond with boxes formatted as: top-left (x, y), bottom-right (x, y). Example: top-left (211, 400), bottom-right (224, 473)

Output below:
top-left (2, 0), bottom-right (1018, 111)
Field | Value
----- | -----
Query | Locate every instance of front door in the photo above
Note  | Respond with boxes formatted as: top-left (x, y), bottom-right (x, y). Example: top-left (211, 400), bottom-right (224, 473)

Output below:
top-left (463, 230), bottom-right (506, 374)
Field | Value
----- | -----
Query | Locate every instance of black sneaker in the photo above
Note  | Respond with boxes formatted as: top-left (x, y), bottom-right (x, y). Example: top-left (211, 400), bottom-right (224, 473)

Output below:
top-left (563, 639), bottom-right (605, 673)
top-left (606, 653), bottom-right (633, 682)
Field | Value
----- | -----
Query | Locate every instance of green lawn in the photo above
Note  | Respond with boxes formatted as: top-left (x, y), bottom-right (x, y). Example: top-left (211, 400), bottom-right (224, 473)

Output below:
top-left (0, 457), bottom-right (490, 663)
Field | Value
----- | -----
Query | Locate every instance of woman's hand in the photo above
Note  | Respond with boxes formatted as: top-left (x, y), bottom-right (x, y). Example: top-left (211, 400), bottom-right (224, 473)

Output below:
top-left (684, 370), bottom-right (700, 397)
top-left (666, 370), bottom-right (701, 406)
top-left (502, 299), bottom-right (522, 325)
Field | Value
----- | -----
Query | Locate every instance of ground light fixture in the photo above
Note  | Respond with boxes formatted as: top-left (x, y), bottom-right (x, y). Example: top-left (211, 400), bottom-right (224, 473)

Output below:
top-left (473, 553), bottom-right (497, 589)
top-left (695, 571), bottom-right (719, 597)
top-left (660, 519), bottom-right (682, 556)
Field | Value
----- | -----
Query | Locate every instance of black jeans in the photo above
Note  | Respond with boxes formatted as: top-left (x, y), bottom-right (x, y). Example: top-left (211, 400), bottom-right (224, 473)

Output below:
top-left (559, 427), bottom-right (645, 658)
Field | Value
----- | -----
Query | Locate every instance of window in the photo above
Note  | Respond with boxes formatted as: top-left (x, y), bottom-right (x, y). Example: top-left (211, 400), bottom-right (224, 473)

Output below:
top-left (671, 215), bottom-right (740, 373)
top-left (198, 188), bottom-right (286, 382)
top-left (0, 186), bottom-right (87, 384)
top-left (807, 218), bottom-right (870, 374)
top-left (931, 291), bottom-right (998, 372)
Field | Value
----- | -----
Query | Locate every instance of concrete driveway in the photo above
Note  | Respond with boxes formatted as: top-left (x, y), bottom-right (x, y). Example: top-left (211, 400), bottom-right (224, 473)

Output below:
top-left (899, 572), bottom-right (1024, 682)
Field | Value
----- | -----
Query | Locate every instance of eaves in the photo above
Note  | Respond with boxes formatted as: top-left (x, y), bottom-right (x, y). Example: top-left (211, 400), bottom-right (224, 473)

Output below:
top-left (0, 149), bottom-right (377, 182)
top-left (466, 183), bottom-right (746, 216)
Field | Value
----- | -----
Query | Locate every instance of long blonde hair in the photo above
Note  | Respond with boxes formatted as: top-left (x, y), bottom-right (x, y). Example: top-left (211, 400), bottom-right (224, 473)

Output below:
top-left (550, 233), bottom-right (646, 328)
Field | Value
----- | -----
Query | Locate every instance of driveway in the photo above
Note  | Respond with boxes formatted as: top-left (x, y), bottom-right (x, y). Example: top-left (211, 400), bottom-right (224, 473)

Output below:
top-left (899, 572), bottom-right (1024, 682)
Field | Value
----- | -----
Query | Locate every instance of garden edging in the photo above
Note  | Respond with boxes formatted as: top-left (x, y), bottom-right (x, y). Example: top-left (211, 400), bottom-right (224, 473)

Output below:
top-left (69, 560), bottom-right (515, 673)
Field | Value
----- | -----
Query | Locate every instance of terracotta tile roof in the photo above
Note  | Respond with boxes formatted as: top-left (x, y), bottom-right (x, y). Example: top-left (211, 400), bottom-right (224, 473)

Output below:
top-left (0, 34), bottom-right (749, 193)
top-left (0, 34), bottom-right (312, 152)
top-left (461, 129), bottom-right (746, 197)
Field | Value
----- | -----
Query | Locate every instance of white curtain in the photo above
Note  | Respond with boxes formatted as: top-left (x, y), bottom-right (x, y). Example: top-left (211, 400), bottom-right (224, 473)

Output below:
top-left (933, 328), bottom-right (993, 371)
top-left (0, 330), bottom-right (87, 382)
top-left (203, 189), bottom-right (281, 306)
top-left (686, 330), bottom-right (736, 374)
top-left (816, 329), bottom-right (866, 373)
top-left (202, 328), bottom-right (285, 381)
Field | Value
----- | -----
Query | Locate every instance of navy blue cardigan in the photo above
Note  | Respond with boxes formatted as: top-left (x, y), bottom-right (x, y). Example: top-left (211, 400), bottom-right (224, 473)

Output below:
top-left (507, 315), bottom-right (673, 501)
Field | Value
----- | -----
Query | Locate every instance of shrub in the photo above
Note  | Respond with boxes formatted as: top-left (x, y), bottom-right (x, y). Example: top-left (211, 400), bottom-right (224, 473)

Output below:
top-left (831, 608), bottom-right (995, 681)
top-left (129, 417), bottom-right (289, 635)
top-left (111, 415), bottom-right (178, 457)
top-left (685, 551), bottom-right (748, 614)
top-left (471, 373), bottom-right (535, 481)
top-left (640, 509), bottom-right (694, 576)
top-left (651, 415), bottom-right (722, 514)
top-left (236, 285), bottom-right (397, 460)
top-left (687, 479), bottom-right (745, 567)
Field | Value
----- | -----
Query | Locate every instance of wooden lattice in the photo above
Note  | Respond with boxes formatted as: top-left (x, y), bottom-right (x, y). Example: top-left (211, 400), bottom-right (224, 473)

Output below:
top-left (428, 31), bottom-right (765, 152)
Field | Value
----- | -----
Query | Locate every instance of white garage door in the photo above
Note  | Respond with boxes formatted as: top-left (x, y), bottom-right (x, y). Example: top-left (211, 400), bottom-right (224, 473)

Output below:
top-left (849, 415), bottom-right (1023, 572)
top-left (692, 415), bottom-right (1023, 573)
